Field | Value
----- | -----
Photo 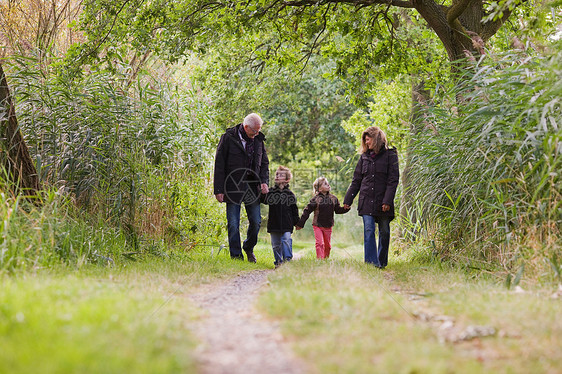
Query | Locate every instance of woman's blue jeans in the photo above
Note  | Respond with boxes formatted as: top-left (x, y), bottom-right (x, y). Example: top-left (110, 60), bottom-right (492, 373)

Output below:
top-left (226, 202), bottom-right (261, 258)
top-left (362, 215), bottom-right (391, 267)
top-left (270, 232), bottom-right (292, 265)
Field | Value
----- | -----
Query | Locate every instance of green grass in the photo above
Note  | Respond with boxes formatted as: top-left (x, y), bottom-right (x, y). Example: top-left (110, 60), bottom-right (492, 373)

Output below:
top-left (0, 245), bottom-right (269, 374)
top-left (2, 234), bottom-right (560, 374)
top-left (259, 243), bottom-right (562, 374)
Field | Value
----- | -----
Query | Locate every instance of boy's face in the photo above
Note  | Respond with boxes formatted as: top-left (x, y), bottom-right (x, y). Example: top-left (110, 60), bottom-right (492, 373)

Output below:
top-left (275, 171), bottom-right (289, 184)
top-left (319, 180), bottom-right (330, 193)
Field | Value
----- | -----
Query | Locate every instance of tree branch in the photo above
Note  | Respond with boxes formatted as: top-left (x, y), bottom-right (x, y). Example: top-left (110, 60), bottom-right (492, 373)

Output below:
top-left (298, 3), bottom-right (331, 74)
top-left (446, 0), bottom-right (472, 27)
top-left (480, 7), bottom-right (514, 41)
top-left (282, 0), bottom-right (414, 9)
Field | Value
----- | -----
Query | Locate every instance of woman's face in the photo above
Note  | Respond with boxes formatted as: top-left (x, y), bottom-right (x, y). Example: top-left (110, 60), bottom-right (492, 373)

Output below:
top-left (364, 135), bottom-right (375, 150)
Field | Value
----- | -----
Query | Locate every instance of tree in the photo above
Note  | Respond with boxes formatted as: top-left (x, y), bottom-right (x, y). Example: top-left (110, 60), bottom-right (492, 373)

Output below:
top-left (75, 0), bottom-right (525, 70)
top-left (0, 62), bottom-right (40, 195)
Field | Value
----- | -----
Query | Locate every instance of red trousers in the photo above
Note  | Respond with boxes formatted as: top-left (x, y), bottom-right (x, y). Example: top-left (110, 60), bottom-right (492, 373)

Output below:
top-left (313, 225), bottom-right (333, 259)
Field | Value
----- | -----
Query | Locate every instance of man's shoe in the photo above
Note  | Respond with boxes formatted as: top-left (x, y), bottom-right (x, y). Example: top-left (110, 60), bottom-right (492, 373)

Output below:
top-left (246, 251), bottom-right (257, 263)
top-left (230, 254), bottom-right (244, 260)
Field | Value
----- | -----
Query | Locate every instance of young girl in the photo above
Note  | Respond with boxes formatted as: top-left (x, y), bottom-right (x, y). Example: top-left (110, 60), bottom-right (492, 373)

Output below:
top-left (262, 166), bottom-right (300, 267)
top-left (295, 177), bottom-right (349, 259)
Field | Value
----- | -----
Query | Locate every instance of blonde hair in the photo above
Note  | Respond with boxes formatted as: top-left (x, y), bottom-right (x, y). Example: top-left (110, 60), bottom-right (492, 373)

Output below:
top-left (313, 176), bottom-right (328, 194)
top-left (276, 165), bottom-right (292, 182)
top-left (361, 126), bottom-right (388, 154)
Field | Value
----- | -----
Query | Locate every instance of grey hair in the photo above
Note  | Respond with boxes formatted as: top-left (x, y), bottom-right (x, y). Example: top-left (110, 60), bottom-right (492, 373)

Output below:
top-left (243, 113), bottom-right (263, 129)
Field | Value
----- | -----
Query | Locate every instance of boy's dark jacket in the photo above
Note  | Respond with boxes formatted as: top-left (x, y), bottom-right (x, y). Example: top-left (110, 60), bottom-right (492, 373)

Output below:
top-left (344, 147), bottom-right (399, 219)
top-left (297, 193), bottom-right (348, 228)
top-left (213, 124), bottom-right (269, 204)
top-left (262, 184), bottom-right (299, 233)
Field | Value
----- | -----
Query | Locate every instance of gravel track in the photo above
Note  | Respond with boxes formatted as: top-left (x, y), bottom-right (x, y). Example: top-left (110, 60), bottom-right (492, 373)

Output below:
top-left (188, 269), bottom-right (305, 374)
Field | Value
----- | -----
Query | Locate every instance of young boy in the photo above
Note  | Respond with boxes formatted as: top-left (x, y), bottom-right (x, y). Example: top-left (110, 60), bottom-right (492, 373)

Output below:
top-left (296, 177), bottom-right (349, 259)
top-left (262, 166), bottom-right (300, 267)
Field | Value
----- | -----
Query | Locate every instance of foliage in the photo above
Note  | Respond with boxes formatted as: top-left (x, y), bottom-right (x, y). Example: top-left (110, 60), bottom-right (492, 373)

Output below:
top-left (407, 44), bottom-right (562, 275)
top-left (487, 1), bottom-right (562, 52)
top-left (3, 53), bottom-right (224, 265)
top-left (0, 0), bottom-right (83, 61)
top-left (262, 65), bottom-right (356, 166)
top-left (74, 1), bottom-right (451, 104)
top-left (191, 46), bottom-right (357, 166)
top-left (0, 188), bottom-right (127, 272)
top-left (341, 77), bottom-right (411, 151)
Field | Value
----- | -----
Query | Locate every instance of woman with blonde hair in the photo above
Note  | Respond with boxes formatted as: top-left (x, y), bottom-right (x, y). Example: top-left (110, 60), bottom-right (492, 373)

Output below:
top-left (343, 126), bottom-right (399, 268)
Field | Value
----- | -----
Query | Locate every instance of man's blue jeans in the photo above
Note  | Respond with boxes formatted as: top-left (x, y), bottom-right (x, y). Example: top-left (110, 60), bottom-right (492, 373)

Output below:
top-left (270, 232), bottom-right (292, 265)
top-left (226, 202), bottom-right (261, 258)
top-left (362, 215), bottom-right (391, 267)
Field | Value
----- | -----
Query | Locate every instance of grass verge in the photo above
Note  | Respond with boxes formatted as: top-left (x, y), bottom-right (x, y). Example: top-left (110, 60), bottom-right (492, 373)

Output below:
top-left (0, 244), bottom-right (271, 374)
top-left (259, 242), bottom-right (562, 373)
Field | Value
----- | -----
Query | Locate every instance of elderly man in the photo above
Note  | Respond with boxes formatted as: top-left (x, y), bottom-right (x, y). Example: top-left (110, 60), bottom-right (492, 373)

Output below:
top-left (214, 113), bottom-right (269, 262)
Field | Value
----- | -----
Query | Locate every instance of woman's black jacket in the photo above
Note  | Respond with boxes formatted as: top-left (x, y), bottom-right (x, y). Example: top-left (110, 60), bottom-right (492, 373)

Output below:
top-left (343, 147), bottom-right (399, 220)
top-left (213, 124), bottom-right (269, 204)
top-left (262, 185), bottom-right (299, 233)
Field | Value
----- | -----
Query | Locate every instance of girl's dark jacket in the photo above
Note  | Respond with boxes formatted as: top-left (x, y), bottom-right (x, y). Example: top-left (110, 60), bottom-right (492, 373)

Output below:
top-left (343, 147), bottom-right (400, 220)
top-left (297, 193), bottom-right (348, 228)
top-left (262, 184), bottom-right (300, 233)
top-left (213, 124), bottom-right (269, 204)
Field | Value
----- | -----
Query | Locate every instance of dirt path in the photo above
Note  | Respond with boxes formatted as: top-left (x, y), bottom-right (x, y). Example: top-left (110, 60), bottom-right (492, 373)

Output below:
top-left (188, 269), bottom-right (305, 374)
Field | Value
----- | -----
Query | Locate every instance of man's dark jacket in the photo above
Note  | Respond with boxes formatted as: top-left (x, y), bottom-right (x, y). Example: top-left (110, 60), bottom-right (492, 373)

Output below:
top-left (262, 185), bottom-right (299, 233)
top-left (214, 124), bottom-right (269, 204)
top-left (344, 147), bottom-right (399, 220)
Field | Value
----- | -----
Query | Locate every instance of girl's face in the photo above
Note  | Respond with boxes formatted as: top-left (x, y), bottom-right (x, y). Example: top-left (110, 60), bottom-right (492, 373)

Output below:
top-left (275, 171), bottom-right (289, 184)
top-left (319, 180), bottom-right (331, 193)
top-left (364, 135), bottom-right (375, 150)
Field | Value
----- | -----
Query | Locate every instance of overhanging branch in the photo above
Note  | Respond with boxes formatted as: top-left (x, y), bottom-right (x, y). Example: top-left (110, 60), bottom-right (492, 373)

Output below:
top-left (446, 0), bottom-right (472, 27)
top-left (283, 0), bottom-right (414, 9)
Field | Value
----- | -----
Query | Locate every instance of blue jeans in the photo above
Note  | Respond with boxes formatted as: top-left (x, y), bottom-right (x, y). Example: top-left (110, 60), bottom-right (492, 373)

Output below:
top-left (362, 215), bottom-right (391, 267)
top-left (270, 232), bottom-right (292, 265)
top-left (226, 202), bottom-right (261, 258)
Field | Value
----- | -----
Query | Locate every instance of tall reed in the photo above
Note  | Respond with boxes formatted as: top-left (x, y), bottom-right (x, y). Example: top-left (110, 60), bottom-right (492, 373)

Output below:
top-left (1, 54), bottom-right (223, 269)
top-left (407, 45), bottom-right (561, 280)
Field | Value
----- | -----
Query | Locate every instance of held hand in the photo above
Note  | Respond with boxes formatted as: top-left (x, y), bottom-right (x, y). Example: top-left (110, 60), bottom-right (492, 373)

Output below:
top-left (343, 204), bottom-right (351, 210)
top-left (295, 226), bottom-right (302, 231)
top-left (215, 194), bottom-right (224, 203)
top-left (382, 204), bottom-right (390, 212)
top-left (261, 183), bottom-right (269, 194)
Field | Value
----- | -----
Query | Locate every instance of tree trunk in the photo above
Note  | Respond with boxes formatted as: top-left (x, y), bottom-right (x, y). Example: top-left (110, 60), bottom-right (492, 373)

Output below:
top-left (413, 0), bottom-right (512, 66)
top-left (0, 62), bottom-right (40, 195)
top-left (413, 0), bottom-right (475, 63)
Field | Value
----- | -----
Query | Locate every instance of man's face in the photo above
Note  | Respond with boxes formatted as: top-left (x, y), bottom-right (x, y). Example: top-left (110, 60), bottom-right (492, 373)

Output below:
top-left (244, 124), bottom-right (261, 139)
